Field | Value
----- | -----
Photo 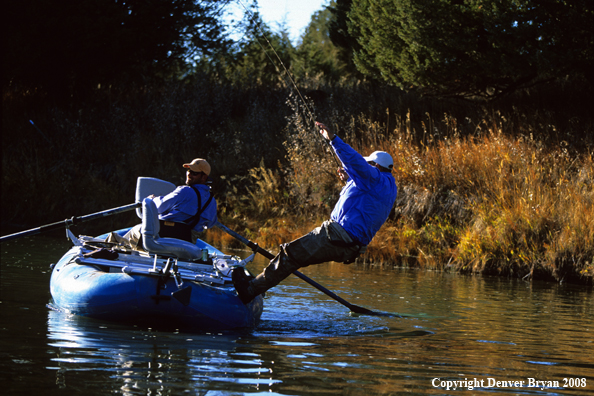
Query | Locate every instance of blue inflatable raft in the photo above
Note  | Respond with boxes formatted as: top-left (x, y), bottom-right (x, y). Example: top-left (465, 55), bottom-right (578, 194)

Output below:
top-left (49, 197), bottom-right (263, 331)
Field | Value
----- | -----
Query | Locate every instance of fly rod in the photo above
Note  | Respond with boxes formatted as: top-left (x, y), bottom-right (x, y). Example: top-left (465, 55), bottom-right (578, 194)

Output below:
top-left (236, 0), bottom-right (342, 167)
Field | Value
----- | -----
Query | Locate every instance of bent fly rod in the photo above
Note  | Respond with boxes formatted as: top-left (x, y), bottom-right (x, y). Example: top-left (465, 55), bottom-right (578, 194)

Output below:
top-left (235, 0), bottom-right (342, 168)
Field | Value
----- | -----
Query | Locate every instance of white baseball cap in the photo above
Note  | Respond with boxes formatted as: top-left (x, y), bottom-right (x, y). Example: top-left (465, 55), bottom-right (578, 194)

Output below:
top-left (363, 151), bottom-right (393, 170)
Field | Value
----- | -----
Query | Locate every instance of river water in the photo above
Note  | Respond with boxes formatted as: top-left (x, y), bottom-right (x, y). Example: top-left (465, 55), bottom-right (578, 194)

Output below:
top-left (1, 233), bottom-right (592, 395)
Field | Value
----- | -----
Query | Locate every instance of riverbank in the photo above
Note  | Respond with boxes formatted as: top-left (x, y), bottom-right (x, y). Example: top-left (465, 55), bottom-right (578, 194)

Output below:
top-left (2, 80), bottom-right (593, 285)
top-left (206, 85), bottom-right (594, 285)
top-left (208, 124), bottom-right (593, 285)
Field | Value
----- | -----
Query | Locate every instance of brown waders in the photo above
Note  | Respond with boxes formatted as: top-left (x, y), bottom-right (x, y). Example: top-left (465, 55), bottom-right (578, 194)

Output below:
top-left (246, 220), bottom-right (365, 298)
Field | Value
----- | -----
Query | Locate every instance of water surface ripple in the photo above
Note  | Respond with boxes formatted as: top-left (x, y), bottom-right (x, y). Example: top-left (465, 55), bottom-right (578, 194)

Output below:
top-left (1, 235), bottom-right (592, 395)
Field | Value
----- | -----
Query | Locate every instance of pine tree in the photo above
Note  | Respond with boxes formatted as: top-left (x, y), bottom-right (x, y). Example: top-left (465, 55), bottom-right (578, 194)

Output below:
top-left (345, 0), bottom-right (593, 98)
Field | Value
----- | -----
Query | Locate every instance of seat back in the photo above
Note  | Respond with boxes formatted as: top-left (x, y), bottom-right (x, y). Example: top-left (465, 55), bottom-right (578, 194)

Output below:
top-left (141, 198), bottom-right (202, 260)
top-left (135, 177), bottom-right (176, 218)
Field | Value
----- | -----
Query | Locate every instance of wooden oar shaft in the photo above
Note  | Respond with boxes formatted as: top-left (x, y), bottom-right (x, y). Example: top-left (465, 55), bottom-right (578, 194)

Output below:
top-left (0, 203), bottom-right (140, 243)
top-left (216, 222), bottom-right (274, 259)
top-left (215, 222), bottom-right (375, 315)
top-left (290, 269), bottom-right (374, 314)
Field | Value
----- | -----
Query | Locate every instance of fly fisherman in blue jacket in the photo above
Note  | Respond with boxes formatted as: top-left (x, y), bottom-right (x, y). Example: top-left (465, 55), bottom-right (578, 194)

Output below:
top-left (233, 122), bottom-right (398, 304)
top-left (124, 158), bottom-right (217, 246)
top-left (150, 158), bottom-right (217, 241)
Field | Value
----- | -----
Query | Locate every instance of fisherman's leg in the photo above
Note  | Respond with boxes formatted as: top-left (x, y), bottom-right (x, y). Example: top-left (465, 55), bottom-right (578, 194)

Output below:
top-left (253, 221), bottom-right (359, 288)
top-left (283, 220), bottom-right (361, 265)
top-left (248, 245), bottom-right (301, 295)
top-left (123, 224), bottom-right (144, 250)
top-left (233, 227), bottom-right (322, 303)
top-left (234, 222), bottom-right (356, 303)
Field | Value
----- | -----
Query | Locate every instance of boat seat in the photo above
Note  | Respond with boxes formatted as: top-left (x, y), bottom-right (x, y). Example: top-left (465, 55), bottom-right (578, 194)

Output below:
top-left (141, 198), bottom-right (202, 260)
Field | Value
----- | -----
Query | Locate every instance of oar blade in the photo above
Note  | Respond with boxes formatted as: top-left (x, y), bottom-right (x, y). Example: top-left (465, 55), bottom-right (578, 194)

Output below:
top-left (346, 302), bottom-right (400, 317)
top-left (349, 305), bottom-right (377, 315)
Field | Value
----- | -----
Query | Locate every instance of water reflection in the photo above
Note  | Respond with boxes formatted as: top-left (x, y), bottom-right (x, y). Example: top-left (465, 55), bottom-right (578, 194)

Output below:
top-left (45, 269), bottom-right (594, 395)
top-left (2, 234), bottom-right (593, 395)
top-left (46, 309), bottom-right (274, 394)
top-left (45, 286), bottom-right (436, 395)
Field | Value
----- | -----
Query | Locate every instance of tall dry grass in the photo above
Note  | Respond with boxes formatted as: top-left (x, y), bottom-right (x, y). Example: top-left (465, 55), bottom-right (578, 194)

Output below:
top-left (237, 90), bottom-right (593, 284)
top-left (2, 78), bottom-right (592, 284)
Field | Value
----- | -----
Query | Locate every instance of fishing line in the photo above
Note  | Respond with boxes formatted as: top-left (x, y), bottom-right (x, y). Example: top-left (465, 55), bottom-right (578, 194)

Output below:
top-left (234, 0), bottom-right (342, 167)
top-left (236, 0), bottom-right (314, 119)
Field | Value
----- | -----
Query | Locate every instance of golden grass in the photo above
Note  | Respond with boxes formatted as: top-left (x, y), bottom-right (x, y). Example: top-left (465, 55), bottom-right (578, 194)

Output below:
top-left (3, 80), bottom-right (592, 284)
top-left (231, 109), bottom-right (593, 284)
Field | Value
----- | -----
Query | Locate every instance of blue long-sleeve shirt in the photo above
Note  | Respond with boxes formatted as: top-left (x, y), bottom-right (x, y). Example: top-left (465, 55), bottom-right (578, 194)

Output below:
top-left (153, 184), bottom-right (217, 232)
top-left (329, 136), bottom-right (397, 246)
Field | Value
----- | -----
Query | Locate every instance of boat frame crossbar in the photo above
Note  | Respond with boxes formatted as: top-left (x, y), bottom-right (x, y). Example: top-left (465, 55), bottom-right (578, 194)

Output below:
top-left (73, 250), bottom-right (231, 286)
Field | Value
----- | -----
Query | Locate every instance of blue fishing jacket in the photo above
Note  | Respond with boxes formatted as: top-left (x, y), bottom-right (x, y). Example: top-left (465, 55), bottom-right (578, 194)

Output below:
top-left (153, 184), bottom-right (217, 231)
top-left (329, 136), bottom-right (397, 246)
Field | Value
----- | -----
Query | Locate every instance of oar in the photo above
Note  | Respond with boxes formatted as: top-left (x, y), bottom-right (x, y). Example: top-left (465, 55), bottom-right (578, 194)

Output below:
top-left (216, 222), bottom-right (392, 316)
top-left (0, 203), bottom-right (141, 243)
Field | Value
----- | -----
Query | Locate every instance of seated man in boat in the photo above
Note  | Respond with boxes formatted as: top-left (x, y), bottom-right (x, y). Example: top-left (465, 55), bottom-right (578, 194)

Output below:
top-left (125, 158), bottom-right (217, 246)
top-left (232, 122), bottom-right (398, 304)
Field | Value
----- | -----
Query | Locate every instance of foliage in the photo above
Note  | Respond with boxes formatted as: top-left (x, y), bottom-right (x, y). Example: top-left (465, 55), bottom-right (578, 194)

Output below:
top-left (345, 0), bottom-right (594, 98)
top-left (1, 79), bottom-right (291, 228)
top-left (223, 159), bottom-right (290, 219)
top-left (191, 11), bottom-right (297, 88)
top-left (239, 82), bottom-right (593, 284)
top-left (293, 5), bottom-right (351, 83)
top-left (327, 0), bottom-right (363, 79)
top-left (3, 0), bottom-right (238, 96)
top-left (3, 75), bottom-right (593, 283)
top-left (194, 2), bottom-right (356, 88)
top-left (2, 1), bottom-right (593, 284)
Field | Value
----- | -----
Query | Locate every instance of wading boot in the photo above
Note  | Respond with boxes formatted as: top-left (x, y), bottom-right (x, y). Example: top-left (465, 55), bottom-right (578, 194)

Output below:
top-left (232, 268), bottom-right (256, 304)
